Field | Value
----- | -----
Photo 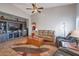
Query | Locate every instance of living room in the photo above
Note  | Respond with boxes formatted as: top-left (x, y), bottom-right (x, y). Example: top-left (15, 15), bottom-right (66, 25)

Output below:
top-left (0, 3), bottom-right (79, 56)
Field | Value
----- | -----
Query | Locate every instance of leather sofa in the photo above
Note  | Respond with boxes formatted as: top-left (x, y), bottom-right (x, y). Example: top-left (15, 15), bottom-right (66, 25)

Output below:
top-left (37, 30), bottom-right (56, 45)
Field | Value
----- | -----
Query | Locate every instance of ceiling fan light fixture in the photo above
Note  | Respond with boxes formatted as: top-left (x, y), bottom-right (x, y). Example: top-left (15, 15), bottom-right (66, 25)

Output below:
top-left (34, 9), bottom-right (38, 12)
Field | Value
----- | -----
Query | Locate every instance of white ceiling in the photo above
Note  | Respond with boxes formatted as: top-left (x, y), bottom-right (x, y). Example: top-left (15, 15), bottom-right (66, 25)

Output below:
top-left (12, 3), bottom-right (72, 15)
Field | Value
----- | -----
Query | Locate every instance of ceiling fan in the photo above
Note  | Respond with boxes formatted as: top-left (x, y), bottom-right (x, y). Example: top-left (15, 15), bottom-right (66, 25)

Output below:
top-left (26, 3), bottom-right (44, 13)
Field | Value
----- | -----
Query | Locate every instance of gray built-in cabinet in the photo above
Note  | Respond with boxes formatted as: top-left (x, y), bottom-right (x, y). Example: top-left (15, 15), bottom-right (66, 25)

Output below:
top-left (0, 19), bottom-right (28, 43)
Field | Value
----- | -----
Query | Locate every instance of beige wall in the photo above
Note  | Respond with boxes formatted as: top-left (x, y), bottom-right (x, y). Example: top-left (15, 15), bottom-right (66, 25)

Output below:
top-left (31, 4), bottom-right (76, 37)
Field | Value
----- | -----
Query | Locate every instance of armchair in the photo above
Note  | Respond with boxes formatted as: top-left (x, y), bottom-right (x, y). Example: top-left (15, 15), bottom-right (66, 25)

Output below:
top-left (56, 32), bottom-right (78, 48)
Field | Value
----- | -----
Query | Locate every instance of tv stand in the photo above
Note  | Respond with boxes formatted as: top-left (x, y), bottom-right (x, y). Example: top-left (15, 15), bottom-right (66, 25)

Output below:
top-left (0, 19), bottom-right (28, 43)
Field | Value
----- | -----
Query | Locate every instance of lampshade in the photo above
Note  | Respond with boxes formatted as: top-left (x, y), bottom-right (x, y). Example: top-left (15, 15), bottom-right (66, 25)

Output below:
top-left (71, 29), bottom-right (79, 38)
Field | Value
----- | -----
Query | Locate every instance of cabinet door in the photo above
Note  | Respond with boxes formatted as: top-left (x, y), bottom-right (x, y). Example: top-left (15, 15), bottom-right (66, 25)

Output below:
top-left (22, 30), bottom-right (27, 36)
top-left (0, 34), bottom-right (4, 42)
top-left (0, 35), bottom-right (2, 43)
top-left (9, 33), bottom-right (13, 39)
top-left (14, 32), bottom-right (19, 38)
top-left (19, 31), bottom-right (22, 37)
top-left (4, 34), bottom-right (9, 41)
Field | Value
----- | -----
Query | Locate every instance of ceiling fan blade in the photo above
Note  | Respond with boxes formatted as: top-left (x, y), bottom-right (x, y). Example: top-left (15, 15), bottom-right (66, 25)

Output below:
top-left (38, 7), bottom-right (44, 9)
top-left (32, 3), bottom-right (36, 7)
top-left (37, 10), bottom-right (41, 13)
top-left (26, 8), bottom-right (32, 10)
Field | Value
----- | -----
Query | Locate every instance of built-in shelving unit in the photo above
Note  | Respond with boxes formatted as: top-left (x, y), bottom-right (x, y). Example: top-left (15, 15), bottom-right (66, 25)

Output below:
top-left (0, 19), bottom-right (28, 43)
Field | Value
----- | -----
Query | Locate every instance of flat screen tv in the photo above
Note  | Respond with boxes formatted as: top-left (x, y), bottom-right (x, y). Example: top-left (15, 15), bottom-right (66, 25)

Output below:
top-left (8, 22), bottom-right (22, 31)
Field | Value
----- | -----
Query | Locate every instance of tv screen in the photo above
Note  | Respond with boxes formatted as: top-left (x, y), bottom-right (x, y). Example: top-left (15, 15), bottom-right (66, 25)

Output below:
top-left (8, 22), bottom-right (22, 31)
